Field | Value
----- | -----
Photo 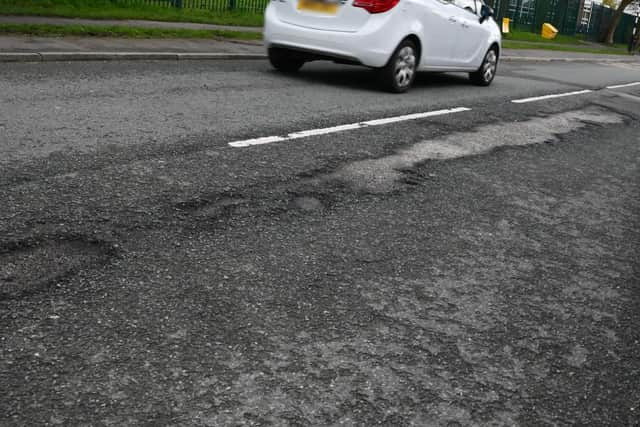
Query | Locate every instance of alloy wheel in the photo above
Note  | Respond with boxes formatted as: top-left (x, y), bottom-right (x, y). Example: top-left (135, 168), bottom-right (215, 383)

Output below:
top-left (394, 46), bottom-right (416, 89)
top-left (483, 50), bottom-right (497, 83)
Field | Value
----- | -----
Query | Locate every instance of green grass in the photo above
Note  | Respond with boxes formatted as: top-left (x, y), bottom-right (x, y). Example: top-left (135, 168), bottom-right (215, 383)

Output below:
top-left (0, 23), bottom-right (263, 40)
top-left (503, 29), bottom-right (587, 45)
top-left (0, 0), bottom-right (264, 27)
top-left (501, 28), bottom-right (631, 55)
top-left (502, 40), bottom-right (630, 55)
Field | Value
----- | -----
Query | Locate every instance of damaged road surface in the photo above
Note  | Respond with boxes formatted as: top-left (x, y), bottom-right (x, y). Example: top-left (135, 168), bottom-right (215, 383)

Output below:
top-left (1, 60), bottom-right (639, 425)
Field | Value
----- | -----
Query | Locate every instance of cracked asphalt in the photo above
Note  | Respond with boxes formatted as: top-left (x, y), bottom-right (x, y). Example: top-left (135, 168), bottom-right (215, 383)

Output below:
top-left (1, 59), bottom-right (639, 426)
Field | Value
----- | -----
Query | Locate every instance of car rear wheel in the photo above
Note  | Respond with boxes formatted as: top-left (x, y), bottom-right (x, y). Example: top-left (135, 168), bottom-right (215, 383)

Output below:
top-left (378, 39), bottom-right (418, 93)
top-left (470, 47), bottom-right (498, 86)
top-left (268, 48), bottom-right (305, 73)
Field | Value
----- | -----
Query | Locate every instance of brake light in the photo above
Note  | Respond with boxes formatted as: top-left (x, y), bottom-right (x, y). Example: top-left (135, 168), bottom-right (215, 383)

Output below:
top-left (352, 0), bottom-right (400, 13)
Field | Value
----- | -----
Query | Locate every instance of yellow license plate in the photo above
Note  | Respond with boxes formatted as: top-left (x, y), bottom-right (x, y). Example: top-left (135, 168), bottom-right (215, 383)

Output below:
top-left (297, 0), bottom-right (338, 14)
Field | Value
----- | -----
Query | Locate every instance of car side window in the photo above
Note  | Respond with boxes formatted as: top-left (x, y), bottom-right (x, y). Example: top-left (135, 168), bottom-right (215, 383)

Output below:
top-left (452, 0), bottom-right (477, 15)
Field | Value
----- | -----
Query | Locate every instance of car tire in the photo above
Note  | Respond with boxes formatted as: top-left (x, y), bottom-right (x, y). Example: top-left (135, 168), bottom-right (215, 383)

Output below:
top-left (378, 39), bottom-right (418, 93)
top-left (268, 48), bottom-right (305, 73)
top-left (470, 47), bottom-right (498, 86)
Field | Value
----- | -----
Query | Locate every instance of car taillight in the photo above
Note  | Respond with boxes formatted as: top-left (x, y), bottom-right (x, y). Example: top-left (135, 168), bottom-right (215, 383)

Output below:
top-left (352, 0), bottom-right (400, 13)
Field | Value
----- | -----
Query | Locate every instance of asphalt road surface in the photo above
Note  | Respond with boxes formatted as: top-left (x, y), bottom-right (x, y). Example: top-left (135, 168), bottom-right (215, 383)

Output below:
top-left (1, 59), bottom-right (639, 426)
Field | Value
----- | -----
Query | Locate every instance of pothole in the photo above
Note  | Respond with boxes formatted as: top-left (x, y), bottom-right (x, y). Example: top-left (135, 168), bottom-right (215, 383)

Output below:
top-left (0, 236), bottom-right (117, 300)
top-left (329, 108), bottom-right (624, 193)
top-left (293, 196), bottom-right (324, 212)
top-left (174, 194), bottom-right (249, 218)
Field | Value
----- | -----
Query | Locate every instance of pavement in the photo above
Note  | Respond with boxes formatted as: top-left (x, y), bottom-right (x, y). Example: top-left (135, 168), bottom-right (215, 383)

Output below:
top-left (0, 15), bottom-right (262, 33)
top-left (0, 36), bottom-right (267, 61)
top-left (1, 15), bottom-right (639, 63)
top-left (2, 35), bottom-right (639, 63)
top-left (1, 58), bottom-right (639, 425)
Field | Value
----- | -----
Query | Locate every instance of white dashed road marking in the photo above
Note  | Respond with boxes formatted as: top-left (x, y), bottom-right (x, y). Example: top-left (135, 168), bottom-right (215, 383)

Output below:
top-left (606, 82), bottom-right (640, 89)
top-left (511, 89), bottom-right (593, 104)
top-left (360, 109), bottom-right (469, 126)
top-left (228, 107), bottom-right (471, 148)
top-left (229, 81), bottom-right (640, 148)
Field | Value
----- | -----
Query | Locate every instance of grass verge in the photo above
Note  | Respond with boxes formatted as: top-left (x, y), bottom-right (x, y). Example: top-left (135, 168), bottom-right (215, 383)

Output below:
top-left (503, 29), bottom-right (588, 45)
top-left (0, 23), bottom-right (263, 40)
top-left (502, 40), bottom-right (630, 55)
top-left (0, 0), bottom-right (264, 27)
top-left (503, 29), bottom-right (630, 54)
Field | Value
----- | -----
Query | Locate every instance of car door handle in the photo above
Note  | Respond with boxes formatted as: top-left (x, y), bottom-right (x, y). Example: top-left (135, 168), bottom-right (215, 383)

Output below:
top-left (448, 16), bottom-right (457, 23)
top-left (461, 22), bottom-right (469, 28)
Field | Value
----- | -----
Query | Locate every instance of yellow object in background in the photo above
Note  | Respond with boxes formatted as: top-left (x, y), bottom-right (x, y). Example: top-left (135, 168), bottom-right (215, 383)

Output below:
top-left (541, 23), bottom-right (559, 39)
top-left (502, 18), bottom-right (510, 34)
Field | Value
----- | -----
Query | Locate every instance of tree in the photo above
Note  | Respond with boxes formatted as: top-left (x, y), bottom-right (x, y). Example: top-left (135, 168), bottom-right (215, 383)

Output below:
top-left (604, 0), bottom-right (638, 44)
top-left (603, 0), bottom-right (617, 8)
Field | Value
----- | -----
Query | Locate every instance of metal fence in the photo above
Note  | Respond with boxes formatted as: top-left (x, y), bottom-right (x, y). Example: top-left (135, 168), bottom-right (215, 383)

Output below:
top-left (118, 0), bottom-right (636, 42)
top-left (116, 0), bottom-right (270, 13)
top-left (488, 0), bottom-right (637, 43)
top-left (582, 3), bottom-right (637, 43)
top-left (490, 0), bottom-right (582, 35)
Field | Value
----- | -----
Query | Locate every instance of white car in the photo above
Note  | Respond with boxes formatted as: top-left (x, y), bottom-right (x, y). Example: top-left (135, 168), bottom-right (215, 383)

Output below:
top-left (264, 0), bottom-right (501, 92)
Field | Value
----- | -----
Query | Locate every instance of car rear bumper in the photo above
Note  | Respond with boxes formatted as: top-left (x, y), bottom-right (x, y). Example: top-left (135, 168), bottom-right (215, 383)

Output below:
top-left (263, 3), bottom-right (401, 68)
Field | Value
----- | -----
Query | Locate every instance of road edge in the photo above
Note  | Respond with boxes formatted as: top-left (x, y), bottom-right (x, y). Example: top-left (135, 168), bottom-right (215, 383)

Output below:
top-left (0, 52), bottom-right (268, 62)
top-left (0, 51), bottom-right (638, 63)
